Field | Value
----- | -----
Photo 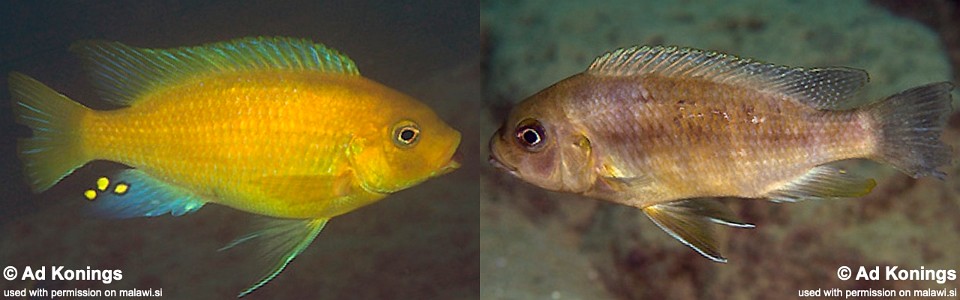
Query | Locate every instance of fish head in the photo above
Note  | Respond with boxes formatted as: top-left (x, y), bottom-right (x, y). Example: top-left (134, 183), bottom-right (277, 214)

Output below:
top-left (352, 84), bottom-right (462, 195)
top-left (488, 82), bottom-right (595, 193)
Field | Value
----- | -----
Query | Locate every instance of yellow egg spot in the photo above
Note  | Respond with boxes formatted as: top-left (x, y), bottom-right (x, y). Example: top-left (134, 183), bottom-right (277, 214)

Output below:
top-left (84, 190), bottom-right (97, 201)
top-left (114, 183), bottom-right (129, 195)
top-left (96, 177), bottom-right (110, 191)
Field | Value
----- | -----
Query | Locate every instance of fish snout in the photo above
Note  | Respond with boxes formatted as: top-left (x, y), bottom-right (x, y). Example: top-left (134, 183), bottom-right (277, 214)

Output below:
top-left (487, 133), bottom-right (518, 176)
top-left (488, 154), bottom-right (513, 171)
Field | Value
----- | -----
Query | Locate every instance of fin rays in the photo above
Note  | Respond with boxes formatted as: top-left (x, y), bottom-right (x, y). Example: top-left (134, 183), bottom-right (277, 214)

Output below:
top-left (867, 82), bottom-right (954, 179)
top-left (71, 37), bottom-right (359, 106)
top-left (642, 199), bottom-right (754, 263)
top-left (83, 169), bottom-right (206, 218)
top-left (9, 72), bottom-right (91, 192)
top-left (587, 46), bottom-right (869, 110)
top-left (766, 165), bottom-right (877, 203)
top-left (220, 218), bottom-right (329, 298)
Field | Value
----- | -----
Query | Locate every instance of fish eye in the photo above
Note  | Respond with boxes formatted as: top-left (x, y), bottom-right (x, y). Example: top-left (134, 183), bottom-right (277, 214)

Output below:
top-left (392, 120), bottom-right (420, 148)
top-left (514, 118), bottom-right (546, 151)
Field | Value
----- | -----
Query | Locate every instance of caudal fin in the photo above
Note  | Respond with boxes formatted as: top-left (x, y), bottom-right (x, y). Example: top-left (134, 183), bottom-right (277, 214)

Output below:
top-left (867, 82), bottom-right (953, 179)
top-left (9, 72), bottom-right (92, 192)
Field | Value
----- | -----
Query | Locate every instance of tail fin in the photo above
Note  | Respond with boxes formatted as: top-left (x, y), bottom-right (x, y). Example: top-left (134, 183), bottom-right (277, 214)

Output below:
top-left (867, 82), bottom-right (953, 179)
top-left (9, 72), bottom-right (92, 192)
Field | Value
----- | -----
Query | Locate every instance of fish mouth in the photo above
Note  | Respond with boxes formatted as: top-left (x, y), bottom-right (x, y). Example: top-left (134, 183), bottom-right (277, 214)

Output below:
top-left (488, 153), bottom-right (518, 177)
top-left (488, 131), bottom-right (519, 177)
top-left (433, 129), bottom-right (463, 176)
top-left (440, 149), bottom-right (463, 174)
top-left (436, 148), bottom-right (462, 176)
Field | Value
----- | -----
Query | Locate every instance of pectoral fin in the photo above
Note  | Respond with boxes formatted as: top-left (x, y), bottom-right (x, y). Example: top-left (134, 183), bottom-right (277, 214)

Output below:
top-left (253, 172), bottom-right (355, 202)
top-left (220, 218), bottom-right (329, 297)
top-left (642, 199), bottom-right (754, 263)
top-left (598, 175), bottom-right (648, 191)
top-left (766, 165), bottom-right (877, 203)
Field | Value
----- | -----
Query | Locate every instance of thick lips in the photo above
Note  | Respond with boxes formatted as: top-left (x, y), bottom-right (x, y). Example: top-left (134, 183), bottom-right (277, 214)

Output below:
top-left (488, 152), bottom-right (518, 177)
top-left (488, 155), bottom-right (512, 170)
top-left (437, 148), bottom-right (462, 175)
top-left (488, 130), bottom-right (519, 176)
top-left (434, 130), bottom-right (463, 176)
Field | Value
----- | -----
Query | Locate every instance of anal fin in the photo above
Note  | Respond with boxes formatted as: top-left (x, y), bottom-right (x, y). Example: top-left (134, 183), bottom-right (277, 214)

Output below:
top-left (642, 199), bottom-right (754, 263)
top-left (766, 165), bottom-right (877, 203)
top-left (220, 218), bottom-right (329, 297)
top-left (83, 169), bottom-right (206, 218)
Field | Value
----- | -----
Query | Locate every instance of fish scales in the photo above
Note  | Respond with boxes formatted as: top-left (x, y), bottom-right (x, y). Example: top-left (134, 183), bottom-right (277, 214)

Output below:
top-left (82, 72), bottom-right (399, 218)
top-left (562, 74), bottom-right (874, 205)
top-left (489, 45), bottom-right (951, 262)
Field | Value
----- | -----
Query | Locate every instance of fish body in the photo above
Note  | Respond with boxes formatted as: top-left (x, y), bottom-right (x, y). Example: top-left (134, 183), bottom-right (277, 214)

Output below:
top-left (489, 46), bottom-right (952, 262)
top-left (10, 37), bottom-right (460, 296)
top-left (83, 70), bottom-right (451, 219)
top-left (536, 72), bottom-right (875, 205)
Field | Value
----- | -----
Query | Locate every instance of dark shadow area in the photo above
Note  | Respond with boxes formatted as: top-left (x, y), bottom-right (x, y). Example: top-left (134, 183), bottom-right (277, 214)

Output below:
top-left (0, 1), bottom-right (480, 299)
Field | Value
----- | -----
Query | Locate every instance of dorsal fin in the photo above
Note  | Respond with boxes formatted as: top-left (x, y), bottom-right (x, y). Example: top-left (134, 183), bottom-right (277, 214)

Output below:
top-left (587, 46), bottom-right (869, 110)
top-left (70, 37), bottom-right (359, 106)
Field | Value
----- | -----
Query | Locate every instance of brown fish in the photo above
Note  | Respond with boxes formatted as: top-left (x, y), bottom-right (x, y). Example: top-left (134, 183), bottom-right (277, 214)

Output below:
top-left (488, 46), bottom-right (953, 262)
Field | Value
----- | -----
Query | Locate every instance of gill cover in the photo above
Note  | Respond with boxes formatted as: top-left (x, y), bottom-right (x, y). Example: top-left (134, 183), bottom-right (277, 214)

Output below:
top-left (351, 113), bottom-right (461, 195)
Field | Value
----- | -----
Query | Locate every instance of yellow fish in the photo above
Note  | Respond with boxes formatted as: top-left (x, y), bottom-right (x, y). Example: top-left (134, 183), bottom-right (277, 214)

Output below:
top-left (10, 37), bottom-right (461, 296)
top-left (489, 46), bottom-right (952, 262)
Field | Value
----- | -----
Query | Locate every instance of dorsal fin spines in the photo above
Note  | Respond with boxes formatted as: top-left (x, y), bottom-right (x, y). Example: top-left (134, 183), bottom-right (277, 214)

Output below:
top-left (71, 37), bottom-right (359, 106)
top-left (587, 46), bottom-right (869, 110)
